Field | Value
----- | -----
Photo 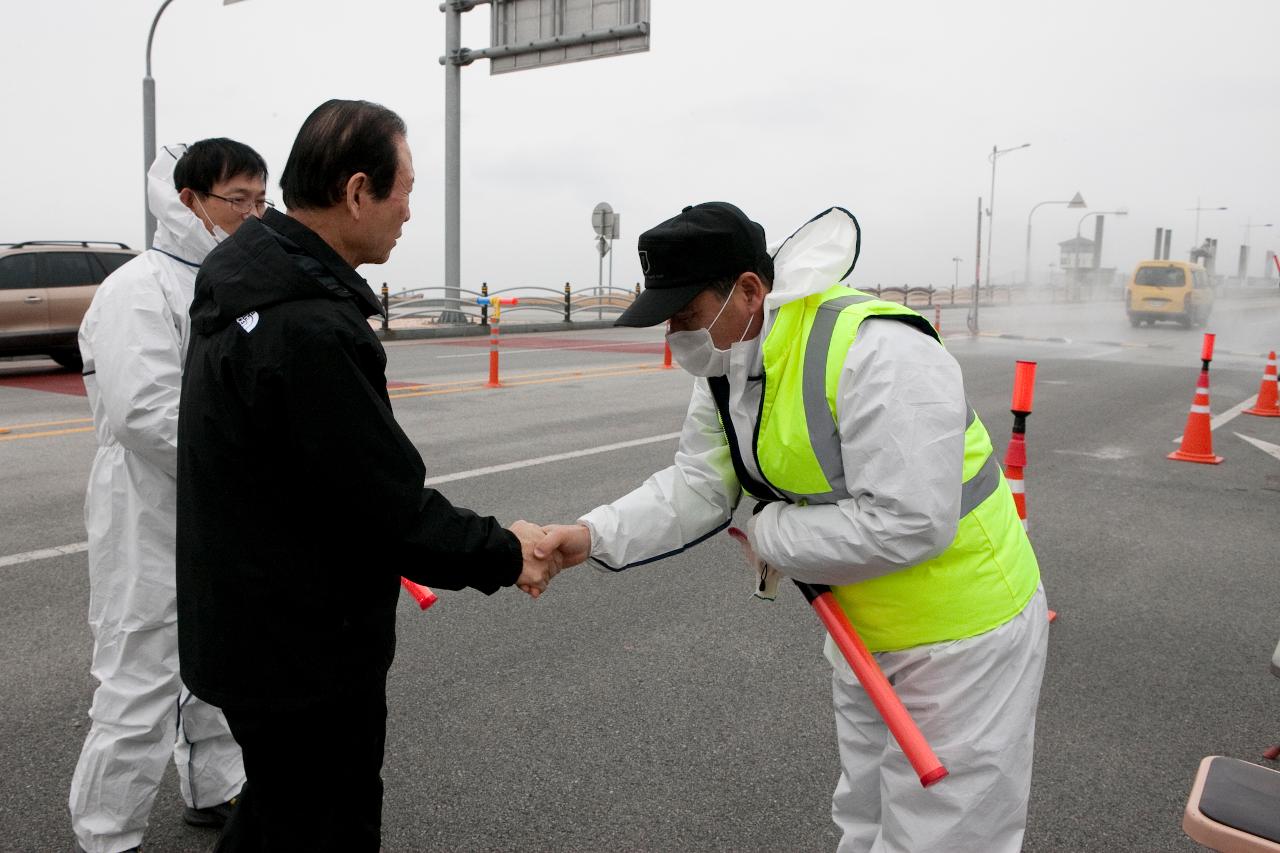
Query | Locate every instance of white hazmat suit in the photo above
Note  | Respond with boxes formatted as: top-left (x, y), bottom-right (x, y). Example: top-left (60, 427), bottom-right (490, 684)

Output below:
top-left (69, 147), bottom-right (245, 853)
top-left (581, 209), bottom-right (1048, 852)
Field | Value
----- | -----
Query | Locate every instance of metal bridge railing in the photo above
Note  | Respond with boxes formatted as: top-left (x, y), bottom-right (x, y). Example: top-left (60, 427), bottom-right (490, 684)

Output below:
top-left (377, 283), bottom-right (642, 329)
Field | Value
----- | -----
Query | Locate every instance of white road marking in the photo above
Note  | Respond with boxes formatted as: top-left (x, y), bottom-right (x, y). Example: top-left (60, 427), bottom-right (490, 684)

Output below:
top-left (1235, 433), bottom-right (1280, 463)
top-left (0, 541), bottom-right (87, 569)
top-left (4, 432), bottom-right (686, 571)
top-left (1052, 447), bottom-right (1136, 460)
top-left (1171, 394), bottom-right (1257, 443)
top-left (425, 431), bottom-right (683, 486)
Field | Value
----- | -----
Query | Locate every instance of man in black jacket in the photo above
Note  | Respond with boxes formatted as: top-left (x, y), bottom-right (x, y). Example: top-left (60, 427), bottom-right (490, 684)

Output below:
top-left (176, 99), bottom-right (554, 851)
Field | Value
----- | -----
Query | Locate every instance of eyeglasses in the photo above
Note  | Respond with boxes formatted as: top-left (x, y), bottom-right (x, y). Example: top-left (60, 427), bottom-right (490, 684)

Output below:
top-left (204, 192), bottom-right (276, 216)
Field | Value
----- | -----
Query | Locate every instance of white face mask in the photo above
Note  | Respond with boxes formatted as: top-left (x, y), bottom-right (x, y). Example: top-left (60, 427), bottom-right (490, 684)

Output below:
top-left (665, 284), bottom-right (755, 377)
top-left (194, 197), bottom-right (231, 243)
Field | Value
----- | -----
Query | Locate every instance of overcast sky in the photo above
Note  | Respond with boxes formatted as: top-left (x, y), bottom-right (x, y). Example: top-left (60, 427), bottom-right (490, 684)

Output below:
top-left (4, 0), bottom-right (1278, 295)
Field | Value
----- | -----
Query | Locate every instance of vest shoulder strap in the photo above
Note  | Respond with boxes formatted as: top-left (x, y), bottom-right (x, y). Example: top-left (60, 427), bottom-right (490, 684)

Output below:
top-left (706, 375), bottom-right (784, 503)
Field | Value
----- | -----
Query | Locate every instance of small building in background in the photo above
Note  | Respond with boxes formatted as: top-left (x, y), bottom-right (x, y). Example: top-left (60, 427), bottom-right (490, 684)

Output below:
top-left (1058, 236), bottom-right (1095, 270)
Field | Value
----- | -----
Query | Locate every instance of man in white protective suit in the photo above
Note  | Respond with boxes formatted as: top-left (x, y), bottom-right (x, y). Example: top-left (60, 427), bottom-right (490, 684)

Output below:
top-left (536, 203), bottom-right (1049, 852)
top-left (70, 139), bottom-right (269, 853)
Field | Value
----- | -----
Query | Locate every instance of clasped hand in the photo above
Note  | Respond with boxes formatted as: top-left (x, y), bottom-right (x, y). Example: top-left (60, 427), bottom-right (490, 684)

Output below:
top-left (505, 521), bottom-right (593, 599)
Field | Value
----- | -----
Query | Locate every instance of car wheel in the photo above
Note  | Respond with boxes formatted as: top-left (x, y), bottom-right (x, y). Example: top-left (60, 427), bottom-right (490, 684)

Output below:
top-left (50, 349), bottom-right (83, 371)
top-left (1129, 315), bottom-right (1141, 327)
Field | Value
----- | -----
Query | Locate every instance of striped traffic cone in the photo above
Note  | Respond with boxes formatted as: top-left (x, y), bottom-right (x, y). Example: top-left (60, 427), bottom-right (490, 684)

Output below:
top-left (1005, 434), bottom-right (1029, 532)
top-left (1004, 360), bottom-right (1055, 622)
top-left (1168, 368), bottom-right (1223, 464)
top-left (1244, 351), bottom-right (1279, 417)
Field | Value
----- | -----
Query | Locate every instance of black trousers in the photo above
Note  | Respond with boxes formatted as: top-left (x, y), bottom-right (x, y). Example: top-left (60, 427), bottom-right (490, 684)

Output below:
top-left (215, 685), bottom-right (388, 852)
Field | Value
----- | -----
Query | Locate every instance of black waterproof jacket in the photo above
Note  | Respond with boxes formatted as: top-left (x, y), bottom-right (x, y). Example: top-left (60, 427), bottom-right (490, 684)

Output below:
top-left (176, 209), bottom-right (521, 711)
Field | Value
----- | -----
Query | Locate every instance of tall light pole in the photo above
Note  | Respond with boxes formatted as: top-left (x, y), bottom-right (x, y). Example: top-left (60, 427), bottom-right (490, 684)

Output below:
top-left (1242, 219), bottom-right (1274, 245)
top-left (143, 0), bottom-right (249, 249)
top-left (1025, 192), bottom-right (1086, 286)
top-left (984, 143), bottom-right (1030, 293)
top-left (951, 256), bottom-right (961, 302)
top-left (1074, 209), bottom-right (1127, 279)
top-left (1187, 198), bottom-right (1228, 250)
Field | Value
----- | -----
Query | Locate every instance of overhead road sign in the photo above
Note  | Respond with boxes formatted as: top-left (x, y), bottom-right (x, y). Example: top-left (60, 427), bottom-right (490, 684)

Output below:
top-left (485, 0), bottom-right (650, 74)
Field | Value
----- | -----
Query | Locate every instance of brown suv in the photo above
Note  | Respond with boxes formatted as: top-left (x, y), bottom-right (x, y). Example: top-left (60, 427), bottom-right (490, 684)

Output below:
top-left (0, 241), bottom-right (138, 369)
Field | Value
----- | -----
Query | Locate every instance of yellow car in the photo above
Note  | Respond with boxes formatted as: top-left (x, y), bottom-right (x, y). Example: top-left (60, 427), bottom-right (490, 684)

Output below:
top-left (1125, 260), bottom-right (1213, 328)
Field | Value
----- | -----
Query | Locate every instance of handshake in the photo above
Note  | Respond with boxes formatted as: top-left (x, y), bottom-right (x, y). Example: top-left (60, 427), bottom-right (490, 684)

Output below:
top-left (506, 521), bottom-right (592, 599)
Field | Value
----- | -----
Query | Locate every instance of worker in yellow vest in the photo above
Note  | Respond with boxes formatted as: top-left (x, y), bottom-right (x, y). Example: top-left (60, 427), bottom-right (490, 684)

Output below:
top-left (537, 202), bottom-right (1049, 852)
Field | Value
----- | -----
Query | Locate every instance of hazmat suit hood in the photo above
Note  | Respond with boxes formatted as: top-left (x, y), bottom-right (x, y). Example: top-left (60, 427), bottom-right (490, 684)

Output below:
top-left (765, 207), bottom-right (862, 311)
top-left (149, 143), bottom-right (220, 264)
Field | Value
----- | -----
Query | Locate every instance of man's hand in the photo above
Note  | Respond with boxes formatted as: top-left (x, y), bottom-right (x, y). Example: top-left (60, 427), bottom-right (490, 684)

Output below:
top-left (508, 520), bottom-right (562, 599)
top-left (728, 526), bottom-right (781, 601)
top-left (535, 524), bottom-right (592, 570)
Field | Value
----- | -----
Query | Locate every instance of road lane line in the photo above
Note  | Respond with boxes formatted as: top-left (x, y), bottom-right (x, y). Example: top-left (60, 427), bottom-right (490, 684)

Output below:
top-left (0, 416), bottom-right (92, 431)
top-left (424, 431), bottom-right (683, 486)
top-left (3, 431), bottom-right (685, 569)
top-left (0, 426), bottom-right (95, 443)
top-left (1235, 433), bottom-right (1280, 463)
top-left (3, 364), bottom-right (673, 442)
top-left (389, 364), bottom-right (670, 400)
top-left (0, 541), bottom-right (88, 569)
top-left (435, 342), bottom-right (660, 359)
top-left (1171, 394), bottom-right (1257, 443)
top-left (388, 361), bottom-right (659, 394)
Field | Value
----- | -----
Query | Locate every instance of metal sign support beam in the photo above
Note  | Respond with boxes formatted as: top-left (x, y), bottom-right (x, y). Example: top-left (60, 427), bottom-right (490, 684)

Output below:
top-left (439, 0), bottom-right (649, 324)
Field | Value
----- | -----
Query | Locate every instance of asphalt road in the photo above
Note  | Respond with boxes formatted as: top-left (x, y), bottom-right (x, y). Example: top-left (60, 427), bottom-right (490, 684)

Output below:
top-left (1, 293), bottom-right (1277, 851)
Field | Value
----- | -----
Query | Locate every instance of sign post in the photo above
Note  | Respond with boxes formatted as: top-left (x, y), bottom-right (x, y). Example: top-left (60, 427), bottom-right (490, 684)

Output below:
top-left (439, 1), bottom-right (650, 324)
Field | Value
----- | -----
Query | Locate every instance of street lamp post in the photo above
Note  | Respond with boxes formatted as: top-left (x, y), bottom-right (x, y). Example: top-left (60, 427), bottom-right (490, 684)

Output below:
top-left (984, 143), bottom-right (1030, 295)
top-left (1024, 191), bottom-right (1086, 286)
top-left (951, 256), bottom-right (961, 302)
top-left (1073, 209), bottom-right (1127, 293)
top-left (143, 0), bottom-right (249, 249)
top-left (1187, 198), bottom-right (1228, 249)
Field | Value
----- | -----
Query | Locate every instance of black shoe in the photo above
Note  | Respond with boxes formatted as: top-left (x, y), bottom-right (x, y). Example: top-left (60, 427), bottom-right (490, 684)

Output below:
top-left (183, 796), bottom-right (237, 829)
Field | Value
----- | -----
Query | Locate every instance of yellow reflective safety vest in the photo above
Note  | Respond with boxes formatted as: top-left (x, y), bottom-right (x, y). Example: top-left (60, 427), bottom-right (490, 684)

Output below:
top-left (716, 285), bottom-right (1039, 653)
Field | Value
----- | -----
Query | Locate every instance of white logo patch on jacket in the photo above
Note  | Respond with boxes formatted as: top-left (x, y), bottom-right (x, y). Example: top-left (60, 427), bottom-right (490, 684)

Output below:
top-left (236, 312), bottom-right (259, 333)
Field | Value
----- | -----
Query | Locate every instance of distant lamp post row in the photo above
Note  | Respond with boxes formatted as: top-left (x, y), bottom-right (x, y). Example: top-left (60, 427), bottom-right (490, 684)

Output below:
top-left (1187, 198), bottom-right (1228, 249)
top-left (143, 0), bottom-right (250, 249)
top-left (1025, 192), bottom-right (1086, 285)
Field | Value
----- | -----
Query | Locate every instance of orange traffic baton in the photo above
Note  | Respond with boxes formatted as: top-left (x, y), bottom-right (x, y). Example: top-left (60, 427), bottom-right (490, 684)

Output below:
top-left (1169, 333), bottom-right (1223, 464)
top-left (1244, 351), bottom-right (1279, 417)
top-left (400, 578), bottom-right (438, 610)
top-left (728, 528), bottom-right (947, 787)
top-left (796, 580), bottom-right (949, 788)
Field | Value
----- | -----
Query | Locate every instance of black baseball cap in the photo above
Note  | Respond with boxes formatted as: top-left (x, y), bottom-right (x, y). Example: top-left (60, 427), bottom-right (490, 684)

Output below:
top-left (616, 201), bottom-right (769, 328)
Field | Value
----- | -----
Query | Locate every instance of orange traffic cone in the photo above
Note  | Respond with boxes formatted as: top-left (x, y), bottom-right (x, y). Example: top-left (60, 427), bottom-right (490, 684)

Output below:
top-left (1244, 351), bottom-right (1279, 417)
top-left (1004, 360), bottom-right (1055, 622)
top-left (1168, 369), bottom-right (1223, 464)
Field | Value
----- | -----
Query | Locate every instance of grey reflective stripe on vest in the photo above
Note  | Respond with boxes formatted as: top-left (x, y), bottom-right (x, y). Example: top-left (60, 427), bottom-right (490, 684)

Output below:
top-left (800, 294), bottom-right (876, 501)
top-left (799, 295), bottom-right (1000, 518)
top-left (959, 453), bottom-right (1001, 517)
